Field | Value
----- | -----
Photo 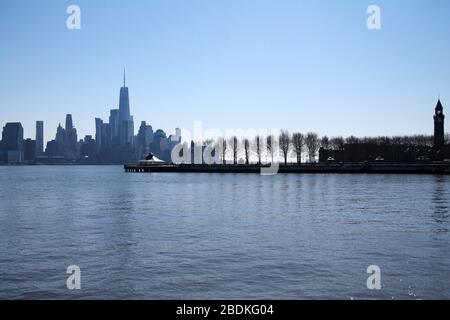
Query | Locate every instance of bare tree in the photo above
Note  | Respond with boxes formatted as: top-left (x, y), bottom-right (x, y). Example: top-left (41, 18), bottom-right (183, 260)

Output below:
top-left (267, 135), bottom-right (275, 163)
top-left (345, 135), bottom-right (360, 145)
top-left (279, 130), bottom-right (290, 165)
top-left (218, 137), bottom-right (227, 164)
top-left (392, 136), bottom-right (402, 145)
top-left (243, 138), bottom-right (250, 165)
top-left (229, 136), bottom-right (238, 164)
top-left (330, 136), bottom-right (344, 150)
top-left (292, 132), bottom-right (304, 164)
top-left (320, 136), bottom-right (330, 149)
top-left (305, 132), bottom-right (320, 163)
top-left (254, 135), bottom-right (262, 165)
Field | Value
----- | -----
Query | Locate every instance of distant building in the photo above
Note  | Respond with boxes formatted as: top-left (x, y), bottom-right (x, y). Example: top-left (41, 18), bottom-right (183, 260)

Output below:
top-left (2, 122), bottom-right (23, 151)
top-left (150, 129), bottom-right (167, 160)
top-left (54, 123), bottom-right (66, 156)
top-left (119, 120), bottom-right (134, 147)
top-left (90, 72), bottom-right (139, 164)
top-left (24, 139), bottom-right (36, 162)
top-left (434, 99), bottom-right (446, 160)
top-left (119, 70), bottom-right (131, 124)
top-left (102, 123), bottom-right (112, 148)
top-left (95, 118), bottom-right (103, 149)
top-left (118, 69), bottom-right (134, 147)
top-left (434, 99), bottom-right (445, 148)
top-left (147, 128), bottom-right (182, 162)
top-left (45, 115), bottom-right (78, 159)
top-left (1, 122), bottom-right (24, 163)
top-left (65, 114), bottom-right (78, 157)
top-left (80, 135), bottom-right (97, 159)
top-left (35, 121), bottom-right (44, 155)
top-left (45, 140), bottom-right (59, 157)
top-left (319, 99), bottom-right (449, 163)
top-left (109, 109), bottom-right (120, 146)
top-left (137, 121), bottom-right (154, 158)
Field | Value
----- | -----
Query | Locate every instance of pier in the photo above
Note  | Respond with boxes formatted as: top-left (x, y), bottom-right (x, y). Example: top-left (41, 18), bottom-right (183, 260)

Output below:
top-left (124, 162), bottom-right (450, 174)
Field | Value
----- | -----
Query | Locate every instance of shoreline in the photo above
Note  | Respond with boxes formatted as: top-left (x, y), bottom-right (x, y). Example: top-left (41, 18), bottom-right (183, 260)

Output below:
top-left (124, 162), bottom-right (450, 175)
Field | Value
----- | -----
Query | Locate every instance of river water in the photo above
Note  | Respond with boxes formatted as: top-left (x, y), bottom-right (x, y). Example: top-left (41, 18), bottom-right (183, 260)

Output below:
top-left (0, 166), bottom-right (449, 299)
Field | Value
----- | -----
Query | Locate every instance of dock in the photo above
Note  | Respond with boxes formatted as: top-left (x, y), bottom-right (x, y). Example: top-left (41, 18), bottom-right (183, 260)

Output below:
top-left (124, 162), bottom-right (450, 174)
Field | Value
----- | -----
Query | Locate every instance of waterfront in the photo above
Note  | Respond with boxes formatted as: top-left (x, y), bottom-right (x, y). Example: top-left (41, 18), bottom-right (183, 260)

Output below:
top-left (0, 166), bottom-right (449, 299)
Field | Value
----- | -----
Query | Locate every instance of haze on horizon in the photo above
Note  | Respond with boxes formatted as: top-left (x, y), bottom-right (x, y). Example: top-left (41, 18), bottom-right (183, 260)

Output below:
top-left (1, 0), bottom-right (450, 143)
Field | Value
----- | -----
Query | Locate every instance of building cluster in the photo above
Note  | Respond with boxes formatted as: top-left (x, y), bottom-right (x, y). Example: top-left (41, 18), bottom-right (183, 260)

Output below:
top-left (319, 99), bottom-right (450, 162)
top-left (0, 72), bottom-right (181, 164)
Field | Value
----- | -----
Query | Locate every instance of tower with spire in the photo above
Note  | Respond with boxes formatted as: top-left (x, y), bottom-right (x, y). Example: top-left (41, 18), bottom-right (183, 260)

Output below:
top-left (118, 69), bottom-right (134, 147)
top-left (119, 68), bottom-right (130, 123)
top-left (434, 99), bottom-right (445, 150)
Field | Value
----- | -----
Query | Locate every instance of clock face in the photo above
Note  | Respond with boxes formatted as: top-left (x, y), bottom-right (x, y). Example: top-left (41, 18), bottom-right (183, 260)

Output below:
top-left (437, 110), bottom-right (442, 115)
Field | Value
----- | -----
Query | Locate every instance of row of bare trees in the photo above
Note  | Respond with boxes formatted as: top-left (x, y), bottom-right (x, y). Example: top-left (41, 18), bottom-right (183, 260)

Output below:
top-left (197, 132), bottom-right (446, 165)
top-left (206, 131), bottom-right (322, 165)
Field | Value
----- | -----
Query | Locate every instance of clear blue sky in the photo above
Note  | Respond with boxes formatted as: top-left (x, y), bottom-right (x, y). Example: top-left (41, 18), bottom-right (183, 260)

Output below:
top-left (1, 0), bottom-right (450, 143)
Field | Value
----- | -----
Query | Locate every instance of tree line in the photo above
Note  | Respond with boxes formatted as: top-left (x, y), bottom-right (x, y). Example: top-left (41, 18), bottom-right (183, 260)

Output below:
top-left (197, 132), bottom-right (448, 165)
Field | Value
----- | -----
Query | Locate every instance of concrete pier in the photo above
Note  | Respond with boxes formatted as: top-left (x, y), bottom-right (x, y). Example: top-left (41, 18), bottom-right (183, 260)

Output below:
top-left (124, 162), bottom-right (450, 174)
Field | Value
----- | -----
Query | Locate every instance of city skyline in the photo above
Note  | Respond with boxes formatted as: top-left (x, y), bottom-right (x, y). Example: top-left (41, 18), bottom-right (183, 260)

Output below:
top-left (2, 70), bottom-right (449, 145)
top-left (1, 0), bottom-right (450, 142)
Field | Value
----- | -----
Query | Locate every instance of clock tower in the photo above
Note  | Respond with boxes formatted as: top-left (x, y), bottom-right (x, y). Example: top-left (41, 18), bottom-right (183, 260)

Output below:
top-left (434, 99), bottom-right (445, 149)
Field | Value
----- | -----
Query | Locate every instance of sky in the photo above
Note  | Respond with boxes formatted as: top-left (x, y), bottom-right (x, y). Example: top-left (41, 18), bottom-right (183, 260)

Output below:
top-left (1, 0), bottom-right (450, 143)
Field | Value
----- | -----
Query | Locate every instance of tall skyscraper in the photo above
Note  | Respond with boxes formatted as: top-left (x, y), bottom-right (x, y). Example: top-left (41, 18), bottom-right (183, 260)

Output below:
top-left (55, 123), bottom-right (66, 156)
top-left (65, 114), bottom-right (73, 131)
top-left (95, 118), bottom-right (104, 149)
top-left (65, 114), bottom-right (78, 155)
top-left (119, 69), bottom-right (131, 123)
top-left (36, 121), bottom-right (44, 155)
top-left (109, 109), bottom-right (120, 142)
top-left (102, 123), bottom-right (112, 148)
top-left (119, 120), bottom-right (134, 147)
top-left (118, 70), bottom-right (134, 147)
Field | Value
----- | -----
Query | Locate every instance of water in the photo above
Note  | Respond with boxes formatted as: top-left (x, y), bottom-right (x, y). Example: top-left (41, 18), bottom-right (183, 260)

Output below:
top-left (0, 166), bottom-right (449, 300)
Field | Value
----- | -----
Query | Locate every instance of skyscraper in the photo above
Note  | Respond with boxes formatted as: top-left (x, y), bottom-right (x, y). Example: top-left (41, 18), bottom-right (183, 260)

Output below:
top-left (137, 121), bottom-right (154, 158)
top-left (119, 120), bottom-right (134, 147)
top-left (65, 114), bottom-right (73, 131)
top-left (118, 69), bottom-right (134, 147)
top-left (24, 139), bottom-right (36, 162)
top-left (119, 69), bottom-right (131, 123)
top-left (102, 123), bottom-right (112, 148)
top-left (109, 109), bottom-right (120, 143)
top-left (95, 118), bottom-right (104, 149)
top-left (36, 121), bottom-right (44, 155)
top-left (65, 114), bottom-right (78, 155)
top-left (55, 123), bottom-right (66, 156)
top-left (2, 122), bottom-right (24, 163)
top-left (2, 122), bottom-right (23, 151)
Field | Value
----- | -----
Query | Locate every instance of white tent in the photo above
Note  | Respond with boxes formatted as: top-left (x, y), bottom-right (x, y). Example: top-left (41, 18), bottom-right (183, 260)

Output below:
top-left (138, 154), bottom-right (165, 165)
